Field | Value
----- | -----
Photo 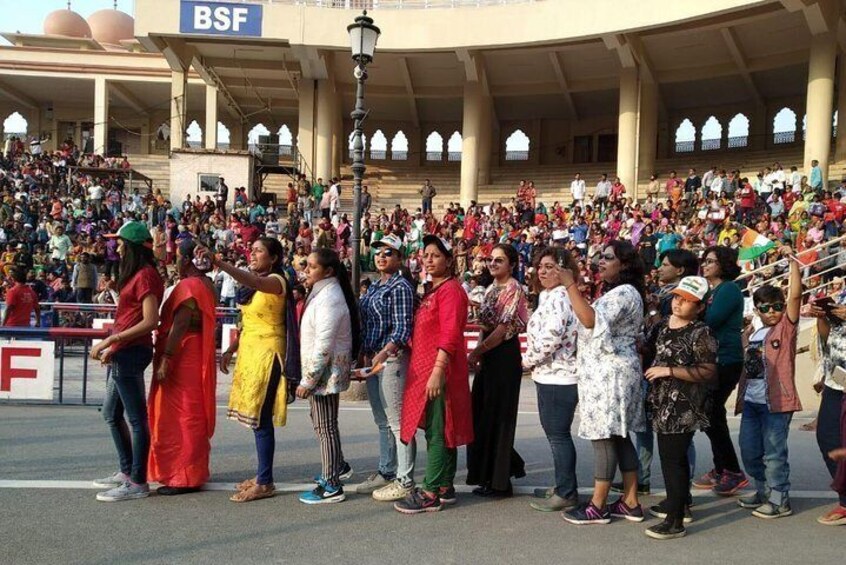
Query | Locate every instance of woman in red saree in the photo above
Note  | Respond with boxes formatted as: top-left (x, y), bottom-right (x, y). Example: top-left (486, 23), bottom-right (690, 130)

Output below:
top-left (148, 240), bottom-right (218, 495)
top-left (395, 235), bottom-right (473, 514)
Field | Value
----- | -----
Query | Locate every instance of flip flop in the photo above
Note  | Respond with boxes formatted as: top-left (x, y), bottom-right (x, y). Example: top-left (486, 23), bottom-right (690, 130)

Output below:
top-left (235, 478), bottom-right (257, 491)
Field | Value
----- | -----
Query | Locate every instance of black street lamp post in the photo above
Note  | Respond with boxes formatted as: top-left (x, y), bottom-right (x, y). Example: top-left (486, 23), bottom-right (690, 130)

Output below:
top-left (347, 11), bottom-right (380, 287)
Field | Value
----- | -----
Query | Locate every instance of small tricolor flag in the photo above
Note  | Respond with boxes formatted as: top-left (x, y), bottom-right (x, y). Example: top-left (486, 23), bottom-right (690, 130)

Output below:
top-left (738, 228), bottom-right (775, 261)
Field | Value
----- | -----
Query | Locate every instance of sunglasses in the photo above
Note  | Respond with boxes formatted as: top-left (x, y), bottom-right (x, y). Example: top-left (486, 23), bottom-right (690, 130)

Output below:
top-left (703, 258), bottom-right (719, 265)
top-left (375, 249), bottom-right (395, 258)
top-left (490, 257), bottom-right (507, 265)
top-left (601, 253), bottom-right (617, 261)
top-left (756, 302), bottom-right (785, 313)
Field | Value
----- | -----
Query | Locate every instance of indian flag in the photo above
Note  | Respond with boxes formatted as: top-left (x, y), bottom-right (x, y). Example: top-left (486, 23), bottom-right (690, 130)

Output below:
top-left (738, 228), bottom-right (775, 261)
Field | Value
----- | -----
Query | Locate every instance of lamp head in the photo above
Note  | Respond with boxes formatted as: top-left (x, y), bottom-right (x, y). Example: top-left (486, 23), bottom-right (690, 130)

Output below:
top-left (347, 10), bottom-right (380, 64)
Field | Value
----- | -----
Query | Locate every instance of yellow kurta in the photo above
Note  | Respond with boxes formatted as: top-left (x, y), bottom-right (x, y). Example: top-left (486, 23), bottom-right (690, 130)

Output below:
top-left (227, 277), bottom-right (288, 428)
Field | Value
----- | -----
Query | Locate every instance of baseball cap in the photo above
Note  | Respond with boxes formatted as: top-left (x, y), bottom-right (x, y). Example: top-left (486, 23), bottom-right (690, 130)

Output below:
top-left (104, 221), bottom-right (153, 247)
top-left (671, 276), bottom-right (709, 302)
top-left (422, 234), bottom-right (453, 257)
top-left (372, 234), bottom-right (403, 252)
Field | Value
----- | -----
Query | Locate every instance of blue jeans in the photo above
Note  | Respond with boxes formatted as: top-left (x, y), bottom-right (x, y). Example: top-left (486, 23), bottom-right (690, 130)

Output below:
top-left (535, 382), bottom-right (578, 499)
top-left (740, 402), bottom-right (793, 504)
top-left (254, 361), bottom-right (282, 485)
top-left (102, 345), bottom-right (153, 484)
top-left (366, 352), bottom-right (416, 486)
top-left (422, 198), bottom-right (432, 214)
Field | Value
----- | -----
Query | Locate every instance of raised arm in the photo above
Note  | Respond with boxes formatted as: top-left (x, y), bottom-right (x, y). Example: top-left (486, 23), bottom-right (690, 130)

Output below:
top-left (784, 246), bottom-right (802, 324)
top-left (202, 248), bottom-right (284, 295)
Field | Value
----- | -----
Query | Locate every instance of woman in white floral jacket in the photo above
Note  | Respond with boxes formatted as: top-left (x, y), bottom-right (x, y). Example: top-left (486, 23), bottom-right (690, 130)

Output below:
top-left (522, 247), bottom-right (581, 513)
top-left (559, 240), bottom-right (648, 526)
top-left (297, 248), bottom-right (361, 505)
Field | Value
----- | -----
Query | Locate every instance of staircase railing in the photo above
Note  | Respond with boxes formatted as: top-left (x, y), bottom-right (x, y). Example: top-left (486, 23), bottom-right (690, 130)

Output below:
top-left (736, 233), bottom-right (846, 299)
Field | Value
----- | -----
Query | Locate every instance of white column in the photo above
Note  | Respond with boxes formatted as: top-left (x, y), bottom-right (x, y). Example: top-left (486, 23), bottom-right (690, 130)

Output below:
top-left (616, 67), bottom-right (639, 193)
top-left (315, 79), bottom-right (334, 183)
top-left (297, 80), bottom-right (316, 178)
top-left (477, 94), bottom-right (493, 186)
top-left (93, 77), bottom-right (109, 156)
top-left (637, 78), bottom-right (659, 200)
top-left (460, 81), bottom-right (483, 208)
top-left (804, 33), bottom-right (836, 181)
top-left (170, 70), bottom-right (187, 151)
top-left (204, 85), bottom-right (218, 150)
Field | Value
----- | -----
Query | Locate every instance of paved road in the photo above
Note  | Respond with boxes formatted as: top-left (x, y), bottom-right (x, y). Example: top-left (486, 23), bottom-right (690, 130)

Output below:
top-left (1, 377), bottom-right (842, 565)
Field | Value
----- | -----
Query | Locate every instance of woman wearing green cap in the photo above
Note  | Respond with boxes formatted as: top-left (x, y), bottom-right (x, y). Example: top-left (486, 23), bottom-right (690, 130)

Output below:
top-left (91, 221), bottom-right (164, 503)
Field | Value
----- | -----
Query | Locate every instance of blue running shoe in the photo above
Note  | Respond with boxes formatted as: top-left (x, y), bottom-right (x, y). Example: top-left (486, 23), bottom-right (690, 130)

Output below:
top-left (299, 480), bottom-right (346, 505)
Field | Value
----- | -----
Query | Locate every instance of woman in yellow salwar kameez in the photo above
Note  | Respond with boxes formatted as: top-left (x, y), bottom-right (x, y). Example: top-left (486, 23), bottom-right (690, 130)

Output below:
top-left (203, 237), bottom-right (292, 502)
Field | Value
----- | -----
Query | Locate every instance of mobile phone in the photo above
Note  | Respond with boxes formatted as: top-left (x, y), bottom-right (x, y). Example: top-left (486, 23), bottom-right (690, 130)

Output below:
top-left (816, 296), bottom-right (836, 312)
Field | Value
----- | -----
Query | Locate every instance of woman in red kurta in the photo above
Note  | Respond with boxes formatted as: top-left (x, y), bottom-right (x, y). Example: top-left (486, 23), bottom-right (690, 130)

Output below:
top-left (147, 240), bottom-right (218, 495)
top-left (396, 236), bottom-right (472, 514)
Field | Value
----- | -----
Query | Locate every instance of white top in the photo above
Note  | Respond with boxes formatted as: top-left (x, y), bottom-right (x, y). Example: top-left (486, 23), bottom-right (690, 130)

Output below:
top-left (300, 277), bottom-right (352, 395)
top-left (570, 179), bottom-right (586, 200)
top-left (523, 286), bottom-right (578, 385)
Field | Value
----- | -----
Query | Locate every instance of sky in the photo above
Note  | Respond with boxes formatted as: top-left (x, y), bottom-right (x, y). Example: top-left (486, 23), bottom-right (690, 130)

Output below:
top-left (0, 0), bottom-right (804, 148)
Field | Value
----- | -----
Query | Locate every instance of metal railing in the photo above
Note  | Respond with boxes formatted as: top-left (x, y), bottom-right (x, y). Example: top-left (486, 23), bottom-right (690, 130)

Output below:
top-left (504, 150), bottom-right (529, 161)
top-left (701, 138), bottom-right (721, 151)
top-left (447, 151), bottom-right (462, 162)
top-left (675, 140), bottom-right (695, 153)
top-left (426, 151), bottom-right (443, 161)
top-left (727, 135), bottom-right (748, 149)
top-left (370, 149), bottom-right (388, 160)
top-left (736, 234), bottom-right (846, 299)
top-left (391, 150), bottom-right (408, 161)
top-left (773, 131), bottom-right (796, 145)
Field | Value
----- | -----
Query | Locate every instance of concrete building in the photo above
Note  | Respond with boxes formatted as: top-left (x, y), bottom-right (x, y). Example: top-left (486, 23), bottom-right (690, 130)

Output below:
top-left (2, 0), bottom-right (846, 208)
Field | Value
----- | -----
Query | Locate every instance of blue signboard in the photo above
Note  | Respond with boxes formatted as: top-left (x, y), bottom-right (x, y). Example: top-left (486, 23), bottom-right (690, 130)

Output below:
top-left (179, 1), bottom-right (263, 37)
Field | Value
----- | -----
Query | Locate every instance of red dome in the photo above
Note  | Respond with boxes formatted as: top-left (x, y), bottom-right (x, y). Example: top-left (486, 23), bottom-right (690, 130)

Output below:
top-left (87, 9), bottom-right (135, 46)
top-left (43, 9), bottom-right (92, 38)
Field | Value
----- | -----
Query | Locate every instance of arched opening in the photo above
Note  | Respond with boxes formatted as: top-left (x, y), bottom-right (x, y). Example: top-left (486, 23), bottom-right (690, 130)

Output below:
top-left (247, 123), bottom-right (271, 151)
top-left (504, 129), bottom-right (530, 161)
top-left (674, 118), bottom-right (695, 153)
top-left (370, 129), bottom-right (388, 160)
top-left (3, 111), bottom-right (27, 139)
top-left (216, 122), bottom-right (231, 149)
top-left (186, 120), bottom-right (203, 148)
top-left (426, 131), bottom-right (444, 161)
top-left (447, 131), bottom-right (462, 162)
top-left (772, 107), bottom-right (797, 144)
top-left (390, 130), bottom-right (408, 160)
top-left (277, 125), bottom-right (293, 156)
top-left (348, 131), bottom-right (368, 160)
top-left (802, 113), bottom-right (808, 141)
top-left (700, 116), bottom-right (722, 151)
top-left (727, 113), bottom-right (749, 148)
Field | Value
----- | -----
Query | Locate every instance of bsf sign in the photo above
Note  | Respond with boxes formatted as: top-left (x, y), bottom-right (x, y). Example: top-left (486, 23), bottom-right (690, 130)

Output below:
top-left (0, 341), bottom-right (55, 400)
top-left (180, 0), bottom-right (262, 37)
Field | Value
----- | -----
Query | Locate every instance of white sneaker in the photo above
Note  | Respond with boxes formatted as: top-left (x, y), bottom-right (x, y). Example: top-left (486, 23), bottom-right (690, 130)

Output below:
top-left (355, 472), bottom-right (390, 495)
top-left (373, 480), bottom-right (413, 502)
top-left (96, 481), bottom-right (150, 502)
top-left (92, 471), bottom-right (130, 488)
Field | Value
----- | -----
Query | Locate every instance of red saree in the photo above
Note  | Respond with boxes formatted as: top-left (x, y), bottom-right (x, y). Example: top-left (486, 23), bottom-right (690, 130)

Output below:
top-left (148, 276), bottom-right (217, 488)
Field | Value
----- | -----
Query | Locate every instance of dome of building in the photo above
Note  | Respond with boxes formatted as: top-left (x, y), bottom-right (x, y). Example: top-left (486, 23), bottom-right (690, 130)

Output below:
top-left (87, 9), bottom-right (134, 46)
top-left (43, 9), bottom-right (92, 38)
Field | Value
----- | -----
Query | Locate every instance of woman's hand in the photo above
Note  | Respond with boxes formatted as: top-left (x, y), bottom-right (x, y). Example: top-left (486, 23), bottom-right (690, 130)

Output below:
top-left (558, 265), bottom-right (575, 288)
top-left (645, 366), bottom-right (672, 382)
top-left (802, 303), bottom-right (826, 318)
top-left (296, 385), bottom-right (312, 399)
top-left (220, 349), bottom-right (235, 374)
top-left (830, 305), bottom-right (846, 322)
top-left (426, 368), bottom-right (445, 401)
top-left (90, 336), bottom-right (114, 363)
top-left (829, 447), bottom-right (846, 461)
top-left (467, 348), bottom-right (482, 369)
top-left (156, 357), bottom-right (170, 382)
top-left (196, 245), bottom-right (215, 266)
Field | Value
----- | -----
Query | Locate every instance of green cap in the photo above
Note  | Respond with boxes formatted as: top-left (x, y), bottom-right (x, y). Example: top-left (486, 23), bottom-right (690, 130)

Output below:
top-left (106, 221), bottom-right (152, 247)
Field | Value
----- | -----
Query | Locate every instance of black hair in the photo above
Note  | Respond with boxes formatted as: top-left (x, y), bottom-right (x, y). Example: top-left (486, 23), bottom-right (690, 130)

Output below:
top-left (702, 245), bottom-right (742, 281)
top-left (10, 267), bottom-right (26, 284)
top-left (752, 284), bottom-right (785, 306)
top-left (533, 246), bottom-right (579, 280)
top-left (659, 249), bottom-right (700, 278)
top-left (236, 237), bottom-right (286, 305)
top-left (605, 240), bottom-right (647, 313)
top-left (311, 247), bottom-right (362, 359)
top-left (493, 243), bottom-right (520, 277)
top-left (117, 239), bottom-right (156, 291)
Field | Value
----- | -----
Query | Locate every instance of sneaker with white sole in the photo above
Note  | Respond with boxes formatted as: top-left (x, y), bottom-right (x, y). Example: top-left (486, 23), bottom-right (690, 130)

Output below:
top-left (373, 480), bottom-right (413, 502)
top-left (313, 461), bottom-right (354, 484)
top-left (92, 471), bottom-right (130, 488)
top-left (355, 472), bottom-right (391, 494)
top-left (96, 481), bottom-right (150, 502)
top-left (752, 501), bottom-right (792, 519)
top-left (299, 480), bottom-right (346, 505)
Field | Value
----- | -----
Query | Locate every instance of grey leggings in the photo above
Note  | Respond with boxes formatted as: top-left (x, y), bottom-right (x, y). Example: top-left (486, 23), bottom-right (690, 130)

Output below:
top-left (592, 435), bottom-right (639, 481)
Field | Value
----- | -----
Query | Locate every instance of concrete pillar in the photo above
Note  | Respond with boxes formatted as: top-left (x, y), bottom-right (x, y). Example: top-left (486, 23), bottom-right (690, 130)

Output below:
top-left (477, 94), bottom-right (493, 186)
top-left (332, 94), bottom-right (343, 177)
top-left (204, 85), bottom-right (218, 150)
top-left (74, 121), bottom-right (82, 151)
top-left (94, 77), bottom-right (109, 156)
top-left (835, 54), bottom-right (846, 161)
top-left (460, 81), bottom-right (483, 208)
top-left (315, 80), bottom-right (334, 182)
top-left (750, 106), bottom-right (768, 150)
top-left (139, 119), bottom-right (150, 155)
top-left (616, 67), bottom-right (639, 192)
top-left (638, 79), bottom-right (659, 200)
top-left (804, 33), bottom-right (837, 181)
top-left (530, 119), bottom-right (542, 165)
top-left (297, 80), bottom-right (316, 179)
top-left (170, 70), bottom-right (187, 151)
top-left (229, 122), bottom-right (245, 151)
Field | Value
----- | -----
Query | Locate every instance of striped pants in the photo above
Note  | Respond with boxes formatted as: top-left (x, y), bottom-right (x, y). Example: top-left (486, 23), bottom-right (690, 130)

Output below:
top-left (309, 393), bottom-right (345, 487)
